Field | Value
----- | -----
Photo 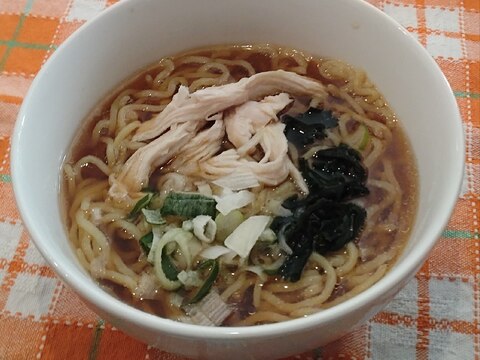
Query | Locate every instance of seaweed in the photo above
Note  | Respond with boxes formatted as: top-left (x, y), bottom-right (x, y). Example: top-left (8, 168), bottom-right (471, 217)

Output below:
top-left (282, 108), bottom-right (338, 147)
top-left (274, 108), bottom-right (370, 282)
top-left (301, 144), bottom-right (369, 201)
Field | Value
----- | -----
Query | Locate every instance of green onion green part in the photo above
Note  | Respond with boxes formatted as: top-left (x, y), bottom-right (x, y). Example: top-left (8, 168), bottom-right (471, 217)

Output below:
top-left (188, 260), bottom-right (219, 304)
top-left (161, 192), bottom-right (216, 218)
top-left (141, 208), bottom-right (166, 225)
top-left (128, 193), bottom-right (155, 220)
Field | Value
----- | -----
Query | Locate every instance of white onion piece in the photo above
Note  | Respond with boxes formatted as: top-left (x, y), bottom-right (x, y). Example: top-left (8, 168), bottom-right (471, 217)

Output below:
top-left (170, 292), bottom-right (184, 308)
top-left (177, 270), bottom-right (203, 288)
top-left (195, 181), bottom-right (213, 196)
top-left (212, 170), bottom-right (260, 191)
top-left (214, 190), bottom-right (255, 215)
top-left (184, 291), bottom-right (231, 326)
top-left (224, 215), bottom-right (271, 258)
top-left (135, 273), bottom-right (158, 300)
top-left (90, 255), bottom-right (107, 278)
top-left (199, 245), bottom-right (234, 260)
top-left (192, 215), bottom-right (216, 243)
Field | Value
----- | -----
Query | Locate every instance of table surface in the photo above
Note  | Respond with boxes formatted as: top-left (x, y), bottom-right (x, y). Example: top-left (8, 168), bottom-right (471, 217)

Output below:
top-left (0, 0), bottom-right (479, 359)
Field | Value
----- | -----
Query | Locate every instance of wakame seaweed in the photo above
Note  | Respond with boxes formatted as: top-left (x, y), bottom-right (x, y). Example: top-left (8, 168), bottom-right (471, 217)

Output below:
top-left (273, 198), bottom-right (366, 282)
top-left (274, 107), bottom-right (369, 282)
top-left (282, 108), bottom-right (338, 147)
top-left (301, 144), bottom-right (369, 201)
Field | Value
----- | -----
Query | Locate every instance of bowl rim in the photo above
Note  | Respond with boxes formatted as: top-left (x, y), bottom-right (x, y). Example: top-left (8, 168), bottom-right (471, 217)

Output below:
top-left (11, 0), bottom-right (465, 340)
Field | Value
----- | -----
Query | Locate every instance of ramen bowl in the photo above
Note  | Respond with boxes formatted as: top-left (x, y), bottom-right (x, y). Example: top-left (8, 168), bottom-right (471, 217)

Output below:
top-left (12, 0), bottom-right (463, 358)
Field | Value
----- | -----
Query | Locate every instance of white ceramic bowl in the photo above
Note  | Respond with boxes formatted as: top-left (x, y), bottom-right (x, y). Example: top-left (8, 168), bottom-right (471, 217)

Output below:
top-left (12, 0), bottom-right (464, 359)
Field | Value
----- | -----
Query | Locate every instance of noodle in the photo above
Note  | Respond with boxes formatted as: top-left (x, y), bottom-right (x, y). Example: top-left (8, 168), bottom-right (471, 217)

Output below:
top-left (63, 44), bottom-right (418, 326)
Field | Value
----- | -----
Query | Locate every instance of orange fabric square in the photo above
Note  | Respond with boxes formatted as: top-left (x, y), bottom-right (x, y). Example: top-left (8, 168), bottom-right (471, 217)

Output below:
top-left (428, 237), bottom-right (477, 276)
top-left (0, 14), bottom-right (20, 41)
top-left (41, 322), bottom-right (94, 359)
top-left (30, 0), bottom-right (71, 18)
top-left (16, 17), bottom-right (60, 45)
top-left (96, 327), bottom-right (148, 359)
top-left (446, 199), bottom-right (475, 230)
top-left (464, 0), bottom-right (480, 11)
top-left (470, 98), bottom-right (480, 127)
top-left (0, 317), bottom-right (44, 358)
top-left (0, 137), bottom-right (10, 172)
top-left (469, 61), bottom-right (480, 92)
top-left (3, 47), bottom-right (46, 75)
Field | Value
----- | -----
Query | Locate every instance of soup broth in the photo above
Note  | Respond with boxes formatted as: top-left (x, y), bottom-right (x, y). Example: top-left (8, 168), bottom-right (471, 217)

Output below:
top-left (63, 44), bottom-right (417, 326)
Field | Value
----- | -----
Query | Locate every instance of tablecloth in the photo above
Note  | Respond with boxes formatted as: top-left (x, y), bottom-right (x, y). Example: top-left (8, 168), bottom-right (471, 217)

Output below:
top-left (0, 0), bottom-right (478, 359)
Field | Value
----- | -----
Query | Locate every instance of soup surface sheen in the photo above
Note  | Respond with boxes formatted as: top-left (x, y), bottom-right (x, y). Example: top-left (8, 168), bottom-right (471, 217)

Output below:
top-left (64, 44), bottom-right (418, 326)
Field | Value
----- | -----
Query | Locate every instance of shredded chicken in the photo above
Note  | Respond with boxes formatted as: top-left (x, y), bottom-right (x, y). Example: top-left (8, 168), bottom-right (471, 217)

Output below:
top-left (133, 70), bottom-right (327, 141)
top-left (163, 119), bottom-right (225, 175)
top-left (109, 122), bottom-right (198, 201)
top-left (109, 71), bottom-right (324, 200)
top-left (225, 93), bottom-right (292, 151)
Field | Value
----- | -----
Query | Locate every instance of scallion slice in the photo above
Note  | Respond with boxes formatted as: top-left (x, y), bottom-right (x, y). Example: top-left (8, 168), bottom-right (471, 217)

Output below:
top-left (161, 192), bottom-right (216, 218)
top-left (188, 260), bottom-right (219, 304)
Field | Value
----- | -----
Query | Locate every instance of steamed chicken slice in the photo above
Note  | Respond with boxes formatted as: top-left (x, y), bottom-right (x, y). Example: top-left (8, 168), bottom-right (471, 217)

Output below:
top-left (133, 70), bottom-right (327, 141)
top-left (225, 93), bottom-right (292, 150)
top-left (200, 122), bottom-right (309, 193)
top-left (163, 119), bottom-right (225, 175)
top-left (109, 122), bottom-right (198, 201)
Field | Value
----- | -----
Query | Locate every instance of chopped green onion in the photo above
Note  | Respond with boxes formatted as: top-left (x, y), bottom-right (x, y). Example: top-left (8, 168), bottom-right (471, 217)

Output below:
top-left (141, 208), bottom-right (166, 225)
top-left (139, 232), bottom-right (153, 254)
top-left (188, 259), bottom-right (219, 304)
top-left (162, 248), bottom-right (180, 281)
top-left (358, 125), bottom-right (370, 151)
top-left (161, 192), bottom-right (216, 218)
top-left (215, 210), bottom-right (244, 242)
top-left (128, 193), bottom-right (155, 220)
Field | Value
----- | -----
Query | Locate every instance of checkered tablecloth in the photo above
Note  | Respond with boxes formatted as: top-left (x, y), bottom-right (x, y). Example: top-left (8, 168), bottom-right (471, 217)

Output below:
top-left (0, 0), bottom-right (478, 359)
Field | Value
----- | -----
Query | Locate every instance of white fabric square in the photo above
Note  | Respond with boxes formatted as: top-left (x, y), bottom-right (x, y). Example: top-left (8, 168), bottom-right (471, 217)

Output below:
top-left (425, 7), bottom-right (460, 33)
top-left (383, 4), bottom-right (418, 29)
top-left (384, 277), bottom-right (418, 318)
top-left (24, 241), bottom-right (48, 266)
top-left (66, 0), bottom-right (107, 21)
top-left (0, 221), bottom-right (23, 260)
top-left (429, 278), bottom-right (474, 321)
top-left (4, 274), bottom-right (58, 320)
top-left (429, 329), bottom-right (475, 360)
top-left (427, 34), bottom-right (463, 59)
top-left (370, 323), bottom-right (417, 360)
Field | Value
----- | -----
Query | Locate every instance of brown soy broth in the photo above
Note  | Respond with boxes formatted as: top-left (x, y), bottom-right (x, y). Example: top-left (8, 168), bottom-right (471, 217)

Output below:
top-left (65, 45), bottom-right (418, 325)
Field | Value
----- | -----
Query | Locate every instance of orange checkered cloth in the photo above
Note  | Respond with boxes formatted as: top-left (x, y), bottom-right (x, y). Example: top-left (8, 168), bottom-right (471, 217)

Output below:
top-left (0, 0), bottom-right (478, 359)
